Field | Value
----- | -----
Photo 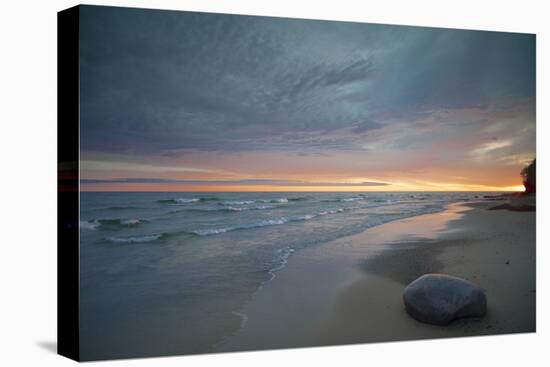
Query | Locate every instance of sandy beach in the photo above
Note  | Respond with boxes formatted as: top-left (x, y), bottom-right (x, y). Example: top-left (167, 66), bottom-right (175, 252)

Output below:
top-left (216, 198), bottom-right (536, 353)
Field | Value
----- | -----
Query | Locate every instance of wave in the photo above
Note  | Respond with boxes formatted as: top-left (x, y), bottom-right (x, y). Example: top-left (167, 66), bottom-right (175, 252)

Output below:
top-left (106, 233), bottom-right (166, 244)
top-left (105, 205), bottom-right (139, 210)
top-left (219, 200), bottom-right (256, 206)
top-left (98, 218), bottom-right (145, 226)
top-left (169, 205), bottom-right (277, 214)
top-left (321, 194), bottom-right (368, 203)
top-left (80, 218), bottom-right (145, 229)
top-left (259, 198), bottom-right (288, 203)
top-left (342, 195), bottom-right (368, 202)
top-left (162, 196), bottom-right (303, 207)
top-left (288, 196), bottom-right (310, 202)
top-left (255, 205), bottom-right (276, 210)
top-left (158, 198), bottom-right (199, 204)
top-left (270, 247), bottom-right (295, 274)
top-left (190, 218), bottom-right (288, 236)
top-left (190, 209), bottom-right (347, 236)
top-left (219, 197), bottom-right (292, 206)
top-left (260, 247), bottom-right (297, 283)
top-left (198, 197), bottom-right (221, 201)
top-left (231, 311), bottom-right (249, 330)
top-left (225, 205), bottom-right (276, 212)
top-left (318, 208), bottom-right (345, 216)
top-left (80, 220), bottom-right (99, 230)
top-left (158, 197), bottom-right (220, 205)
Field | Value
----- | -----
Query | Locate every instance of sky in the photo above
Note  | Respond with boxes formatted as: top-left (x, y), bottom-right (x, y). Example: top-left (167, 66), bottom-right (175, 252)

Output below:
top-left (79, 5), bottom-right (536, 192)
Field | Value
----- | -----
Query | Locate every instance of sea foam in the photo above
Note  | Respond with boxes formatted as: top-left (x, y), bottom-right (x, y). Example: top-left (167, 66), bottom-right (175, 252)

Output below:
top-left (190, 209), bottom-right (346, 236)
top-left (80, 220), bottom-right (99, 230)
top-left (106, 234), bottom-right (163, 244)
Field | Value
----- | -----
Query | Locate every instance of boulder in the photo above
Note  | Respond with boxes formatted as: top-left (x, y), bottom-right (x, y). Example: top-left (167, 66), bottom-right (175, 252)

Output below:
top-left (403, 274), bottom-right (486, 325)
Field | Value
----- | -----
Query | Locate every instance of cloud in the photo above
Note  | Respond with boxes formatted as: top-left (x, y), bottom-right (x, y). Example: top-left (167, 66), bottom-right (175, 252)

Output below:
top-left (471, 140), bottom-right (513, 158)
top-left (78, 6), bottom-right (535, 187)
top-left (79, 6), bottom-right (534, 155)
top-left (81, 160), bottom-right (217, 174)
top-left (352, 118), bottom-right (381, 134)
top-left (81, 178), bottom-right (390, 187)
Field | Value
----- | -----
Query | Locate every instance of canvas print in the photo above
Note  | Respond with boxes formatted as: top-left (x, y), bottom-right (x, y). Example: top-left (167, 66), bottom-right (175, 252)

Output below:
top-left (58, 5), bottom-right (536, 361)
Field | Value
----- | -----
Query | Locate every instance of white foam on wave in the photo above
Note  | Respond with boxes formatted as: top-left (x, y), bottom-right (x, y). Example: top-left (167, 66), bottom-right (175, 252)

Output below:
top-left (318, 208), bottom-right (345, 216)
top-left (80, 220), bottom-right (99, 230)
top-left (220, 200), bottom-right (255, 205)
top-left (86, 218), bottom-right (145, 227)
top-left (190, 209), bottom-right (343, 236)
top-left (191, 227), bottom-right (231, 236)
top-left (273, 198), bottom-right (288, 203)
top-left (220, 198), bottom-right (289, 206)
top-left (342, 196), bottom-right (365, 202)
top-left (259, 198), bottom-right (288, 203)
top-left (231, 311), bottom-right (249, 329)
top-left (191, 218), bottom-right (288, 236)
top-left (267, 247), bottom-right (296, 282)
top-left (106, 234), bottom-right (162, 243)
top-left (226, 206), bottom-right (249, 212)
top-left (159, 197), bottom-right (220, 205)
top-left (224, 205), bottom-right (275, 211)
top-left (175, 198), bottom-right (200, 203)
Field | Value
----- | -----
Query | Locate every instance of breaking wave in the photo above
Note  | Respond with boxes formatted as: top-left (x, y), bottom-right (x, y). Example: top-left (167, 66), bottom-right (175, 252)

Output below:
top-left (190, 209), bottom-right (348, 236)
top-left (158, 197), bottom-right (220, 205)
top-left (106, 233), bottom-right (167, 244)
top-left (80, 218), bottom-right (145, 229)
top-left (80, 220), bottom-right (99, 230)
top-left (170, 205), bottom-right (277, 214)
top-left (98, 218), bottom-right (145, 226)
top-left (218, 197), bottom-right (307, 206)
top-left (218, 200), bottom-right (256, 206)
top-left (105, 205), bottom-right (140, 210)
top-left (321, 194), bottom-right (368, 203)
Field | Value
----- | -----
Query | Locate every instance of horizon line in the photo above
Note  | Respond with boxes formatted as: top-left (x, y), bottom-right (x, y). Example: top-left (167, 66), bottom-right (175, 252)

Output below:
top-left (78, 189), bottom-right (521, 193)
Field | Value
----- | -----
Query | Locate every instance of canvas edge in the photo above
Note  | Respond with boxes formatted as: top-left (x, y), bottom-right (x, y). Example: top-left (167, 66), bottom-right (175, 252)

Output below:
top-left (57, 4), bottom-right (81, 362)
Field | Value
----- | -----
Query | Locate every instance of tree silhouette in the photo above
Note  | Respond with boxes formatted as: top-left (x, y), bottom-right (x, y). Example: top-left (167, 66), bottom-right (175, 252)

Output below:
top-left (521, 158), bottom-right (536, 194)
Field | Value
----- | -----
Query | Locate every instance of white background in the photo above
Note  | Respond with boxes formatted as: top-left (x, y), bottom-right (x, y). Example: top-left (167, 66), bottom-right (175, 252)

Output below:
top-left (0, 0), bottom-right (548, 365)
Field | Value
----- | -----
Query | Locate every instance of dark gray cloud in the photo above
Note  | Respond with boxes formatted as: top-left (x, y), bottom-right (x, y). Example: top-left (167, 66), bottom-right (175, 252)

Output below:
top-left (79, 5), bottom-right (535, 157)
top-left (81, 178), bottom-right (390, 186)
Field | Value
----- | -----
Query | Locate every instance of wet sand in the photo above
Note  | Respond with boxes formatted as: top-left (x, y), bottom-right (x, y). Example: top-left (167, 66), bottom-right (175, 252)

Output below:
top-left (216, 200), bottom-right (535, 353)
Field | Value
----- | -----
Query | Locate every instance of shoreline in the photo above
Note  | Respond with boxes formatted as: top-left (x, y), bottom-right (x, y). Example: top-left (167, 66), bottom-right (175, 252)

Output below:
top-left (216, 200), bottom-right (535, 353)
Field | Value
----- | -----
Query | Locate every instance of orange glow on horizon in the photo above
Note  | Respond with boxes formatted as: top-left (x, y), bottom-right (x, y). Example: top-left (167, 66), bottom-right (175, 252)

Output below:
top-left (80, 182), bottom-right (526, 192)
top-left (81, 150), bottom-right (533, 193)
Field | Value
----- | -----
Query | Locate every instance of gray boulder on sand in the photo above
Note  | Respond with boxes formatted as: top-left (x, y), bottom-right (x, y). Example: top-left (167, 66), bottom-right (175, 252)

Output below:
top-left (403, 274), bottom-right (487, 325)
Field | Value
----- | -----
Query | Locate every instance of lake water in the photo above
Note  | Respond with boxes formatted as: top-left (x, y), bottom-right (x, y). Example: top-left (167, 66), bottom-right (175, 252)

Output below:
top-left (79, 191), bottom-right (491, 360)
